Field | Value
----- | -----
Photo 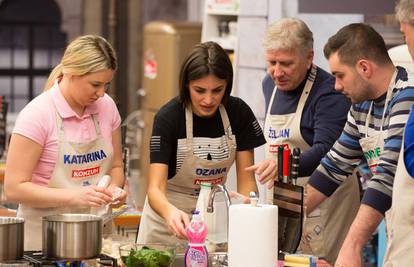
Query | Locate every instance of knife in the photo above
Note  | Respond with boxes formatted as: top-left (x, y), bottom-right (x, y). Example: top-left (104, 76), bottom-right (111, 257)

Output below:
top-left (283, 146), bottom-right (290, 184)
top-left (291, 148), bottom-right (301, 185)
top-left (277, 145), bottom-right (284, 182)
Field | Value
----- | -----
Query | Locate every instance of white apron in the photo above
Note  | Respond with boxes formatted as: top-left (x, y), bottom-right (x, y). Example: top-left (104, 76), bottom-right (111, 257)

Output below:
top-left (264, 65), bottom-right (360, 263)
top-left (358, 69), bottom-right (395, 176)
top-left (137, 105), bottom-right (237, 245)
top-left (17, 112), bottom-right (113, 250)
top-left (383, 138), bottom-right (414, 266)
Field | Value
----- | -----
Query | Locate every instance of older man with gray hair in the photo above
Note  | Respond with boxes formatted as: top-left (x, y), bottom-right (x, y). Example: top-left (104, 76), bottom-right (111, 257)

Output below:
top-left (248, 18), bottom-right (359, 264)
top-left (395, 0), bottom-right (414, 59)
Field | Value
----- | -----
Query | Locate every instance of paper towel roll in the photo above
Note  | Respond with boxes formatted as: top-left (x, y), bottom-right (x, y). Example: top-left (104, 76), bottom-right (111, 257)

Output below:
top-left (228, 204), bottom-right (278, 267)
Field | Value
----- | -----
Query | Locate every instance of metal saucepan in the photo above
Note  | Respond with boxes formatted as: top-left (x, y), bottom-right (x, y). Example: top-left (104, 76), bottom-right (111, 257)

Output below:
top-left (42, 214), bottom-right (102, 260)
top-left (0, 217), bottom-right (24, 261)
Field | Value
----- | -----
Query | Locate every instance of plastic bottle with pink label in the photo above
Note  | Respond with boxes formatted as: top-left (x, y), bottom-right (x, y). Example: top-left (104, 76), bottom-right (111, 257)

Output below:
top-left (185, 211), bottom-right (208, 267)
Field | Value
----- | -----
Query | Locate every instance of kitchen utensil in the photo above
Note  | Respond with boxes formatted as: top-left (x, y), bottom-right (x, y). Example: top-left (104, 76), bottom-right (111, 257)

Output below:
top-left (291, 148), bottom-right (301, 183)
top-left (119, 243), bottom-right (176, 267)
top-left (0, 217), bottom-right (24, 261)
top-left (42, 214), bottom-right (102, 260)
top-left (277, 145), bottom-right (283, 181)
top-left (273, 146), bottom-right (304, 254)
top-left (283, 146), bottom-right (291, 183)
top-left (97, 175), bottom-right (111, 188)
top-left (101, 204), bottom-right (128, 224)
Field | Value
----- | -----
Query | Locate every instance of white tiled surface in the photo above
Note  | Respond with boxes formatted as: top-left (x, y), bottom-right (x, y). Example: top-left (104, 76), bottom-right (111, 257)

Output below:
top-left (267, 0), bottom-right (283, 24)
top-left (239, 0), bottom-right (268, 16)
top-left (299, 14), bottom-right (364, 71)
top-left (236, 67), bottom-right (267, 120)
top-left (237, 17), bottom-right (267, 68)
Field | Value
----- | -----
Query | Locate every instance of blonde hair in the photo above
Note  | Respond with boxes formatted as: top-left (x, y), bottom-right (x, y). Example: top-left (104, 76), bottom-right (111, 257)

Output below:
top-left (44, 35), bottom-right (117, 90)
top-left (395, 0), bottom-right (414, 24)
top-left (263, 18), bottom-right (313, 54)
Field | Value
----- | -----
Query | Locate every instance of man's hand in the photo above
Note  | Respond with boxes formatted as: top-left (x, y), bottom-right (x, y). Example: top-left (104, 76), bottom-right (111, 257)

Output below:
top-left (245, 159), bottom-right (277, 188)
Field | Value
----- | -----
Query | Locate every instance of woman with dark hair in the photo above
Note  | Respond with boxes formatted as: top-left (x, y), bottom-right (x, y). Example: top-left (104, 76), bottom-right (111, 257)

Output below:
top-left (137, 41), bottom-right (266, 244)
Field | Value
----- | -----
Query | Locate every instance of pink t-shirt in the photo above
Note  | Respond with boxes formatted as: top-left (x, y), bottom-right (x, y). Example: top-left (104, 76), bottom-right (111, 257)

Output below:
top-left (13, 82), bottom-right (121, 186)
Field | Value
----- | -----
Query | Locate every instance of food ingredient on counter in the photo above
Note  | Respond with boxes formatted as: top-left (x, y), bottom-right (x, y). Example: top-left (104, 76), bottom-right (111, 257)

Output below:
top-left (121, 246), bottom-right (174, 267)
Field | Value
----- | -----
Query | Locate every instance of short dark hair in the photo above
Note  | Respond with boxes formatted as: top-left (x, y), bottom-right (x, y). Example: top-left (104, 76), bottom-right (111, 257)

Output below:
top-left (323, 23), bottom-right (391, 66)
top-left (179, 41), bottom-right (233, 107)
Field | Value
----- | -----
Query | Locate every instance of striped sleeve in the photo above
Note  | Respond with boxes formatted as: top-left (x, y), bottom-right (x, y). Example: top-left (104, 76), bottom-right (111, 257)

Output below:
top-left (308, 108), bottom-right (364, 196)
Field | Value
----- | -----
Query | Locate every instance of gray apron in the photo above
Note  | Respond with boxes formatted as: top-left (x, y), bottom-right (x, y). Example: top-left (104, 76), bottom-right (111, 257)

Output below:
top-left (264, 65), bottom-right (359, 263)
top-left (137, 105), bottom-right (236, 245)
top-left (383, 137), bottom-right (414, 266)
top-left (17, 109), bottom-right (113, 250)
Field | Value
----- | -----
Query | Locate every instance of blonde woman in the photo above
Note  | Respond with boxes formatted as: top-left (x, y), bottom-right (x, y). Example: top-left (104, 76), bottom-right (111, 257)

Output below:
top-left (5, 35), bottom-right (126, 250)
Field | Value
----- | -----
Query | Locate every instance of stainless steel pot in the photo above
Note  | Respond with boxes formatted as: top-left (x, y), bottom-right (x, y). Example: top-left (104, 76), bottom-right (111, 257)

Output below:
top-left (0, 217), bottom-right (24, 261)
top-left (42, 214), bottom-right (102, 260)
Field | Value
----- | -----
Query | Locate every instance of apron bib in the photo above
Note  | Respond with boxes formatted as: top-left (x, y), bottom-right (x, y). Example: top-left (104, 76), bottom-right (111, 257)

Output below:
top-left (359, 70), bottom-right (396, 174)
top-left (383, 139), bottom-right (414, 266)
top-left (18, 112), bottom-right (113, 250)
top-left (137, 105), bottom-right (236, 245)
top-left (264, 65), bottom-right (359, 263)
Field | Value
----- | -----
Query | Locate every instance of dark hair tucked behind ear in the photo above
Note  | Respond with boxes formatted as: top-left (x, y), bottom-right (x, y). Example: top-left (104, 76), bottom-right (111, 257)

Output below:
top-left (323, 23), bottom-right (392, 67)
top-left (179, 41), bottom-right (233, 107)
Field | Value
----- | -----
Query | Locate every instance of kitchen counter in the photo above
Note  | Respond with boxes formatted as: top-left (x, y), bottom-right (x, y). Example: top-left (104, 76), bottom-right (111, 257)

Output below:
top-left (0, 206), bottom-right (16, 217)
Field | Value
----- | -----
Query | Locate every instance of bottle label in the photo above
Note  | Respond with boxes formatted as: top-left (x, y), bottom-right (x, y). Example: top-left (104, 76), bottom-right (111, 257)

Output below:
top-left (185, 246), bottom-right (208, 267)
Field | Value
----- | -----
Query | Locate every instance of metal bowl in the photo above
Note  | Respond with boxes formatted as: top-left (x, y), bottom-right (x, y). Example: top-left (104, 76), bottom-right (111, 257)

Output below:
top-left (0, 217), bottom-right (24, 261)
top-left (42, 214), bottom-right (102, 260)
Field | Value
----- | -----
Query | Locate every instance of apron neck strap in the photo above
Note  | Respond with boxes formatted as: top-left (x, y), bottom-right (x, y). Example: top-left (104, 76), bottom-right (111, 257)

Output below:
top-left (296, 64), bottom-right (317, 113)
top-left (266, 64), bottom-right (317, 117)
top-left (185, 105), bottom-right (194, 146)
top-left (365, 68), bottom-right (398, 135)
top-left (185, 104), bottom-right (233, 150)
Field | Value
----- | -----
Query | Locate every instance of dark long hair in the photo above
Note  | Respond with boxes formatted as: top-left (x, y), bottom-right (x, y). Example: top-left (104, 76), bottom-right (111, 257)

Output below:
top-left (179, 41), bottom-right (233, 107)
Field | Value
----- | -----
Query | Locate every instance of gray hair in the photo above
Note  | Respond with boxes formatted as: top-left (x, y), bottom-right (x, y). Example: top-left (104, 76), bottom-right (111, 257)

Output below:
top-left (396, 0), bottom-right (414, 24)
top-left (263, 18), bottom-right (313, 53)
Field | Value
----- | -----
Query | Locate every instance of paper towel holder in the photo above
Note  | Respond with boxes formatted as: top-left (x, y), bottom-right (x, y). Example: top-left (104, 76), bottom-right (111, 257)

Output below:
top-left (249, 191), bottom-right (259, 207)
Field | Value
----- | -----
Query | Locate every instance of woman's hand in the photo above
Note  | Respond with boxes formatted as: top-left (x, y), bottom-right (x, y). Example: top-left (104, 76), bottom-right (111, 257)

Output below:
top-left (245, 159), bottom-right (277, 188)
top-left (165, 206), bottom-right (190, 239)
top-left (107, 184), bottom-right (127, 207)
top-left (69, 185), bottom-right (113, 207)
top-left (229, 191), bottom-right (250, 204)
